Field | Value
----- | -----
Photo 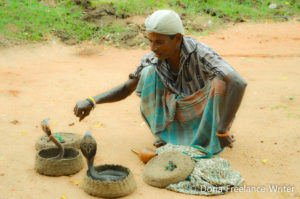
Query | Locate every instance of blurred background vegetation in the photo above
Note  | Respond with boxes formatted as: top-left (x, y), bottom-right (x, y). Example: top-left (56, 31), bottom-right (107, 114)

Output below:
top-left (0, 0), bottom-right (299, 46)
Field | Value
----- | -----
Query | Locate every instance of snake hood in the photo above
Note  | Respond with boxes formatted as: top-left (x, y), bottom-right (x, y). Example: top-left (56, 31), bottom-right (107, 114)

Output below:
top-left (80, 131), bottom-right (97, 162)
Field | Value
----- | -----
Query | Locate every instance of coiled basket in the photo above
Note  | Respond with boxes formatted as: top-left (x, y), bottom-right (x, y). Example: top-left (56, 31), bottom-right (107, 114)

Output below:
top-left (35, 147), bottom-right (83, 176)
top-left (81, 164), bottom-right (136, 198)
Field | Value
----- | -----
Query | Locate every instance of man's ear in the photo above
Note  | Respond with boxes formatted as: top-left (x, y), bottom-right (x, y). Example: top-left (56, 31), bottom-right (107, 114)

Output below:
top-left (175, 33), bottom-right (183, 42)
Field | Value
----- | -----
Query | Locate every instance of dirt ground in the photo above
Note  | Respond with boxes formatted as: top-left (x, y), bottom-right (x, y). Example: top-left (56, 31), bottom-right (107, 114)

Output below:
top-left (0, 20), bottom-right (299, 199)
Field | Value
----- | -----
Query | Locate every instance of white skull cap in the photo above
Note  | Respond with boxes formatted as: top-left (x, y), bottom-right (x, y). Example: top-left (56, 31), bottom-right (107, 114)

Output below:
top-left (145, 10), bottom-right (184, 35)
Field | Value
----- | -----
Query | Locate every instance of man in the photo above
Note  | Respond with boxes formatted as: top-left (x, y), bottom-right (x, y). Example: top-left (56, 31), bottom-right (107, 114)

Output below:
top-left (74, 10), bottom-right (247, 154)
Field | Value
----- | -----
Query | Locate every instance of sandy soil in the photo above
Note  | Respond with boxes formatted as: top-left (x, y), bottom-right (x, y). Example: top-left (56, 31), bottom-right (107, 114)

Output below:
top-left (0, 20), bottom-right (299, 199)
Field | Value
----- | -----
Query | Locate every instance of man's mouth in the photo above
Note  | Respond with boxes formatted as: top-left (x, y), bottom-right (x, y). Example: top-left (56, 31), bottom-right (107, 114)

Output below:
top-left (155, 52), bottom-right (163, 59)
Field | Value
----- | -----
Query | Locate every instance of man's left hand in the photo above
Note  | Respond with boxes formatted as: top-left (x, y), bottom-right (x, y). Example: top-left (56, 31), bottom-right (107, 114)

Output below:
top-left (218, 135), bottom-right (235, 148)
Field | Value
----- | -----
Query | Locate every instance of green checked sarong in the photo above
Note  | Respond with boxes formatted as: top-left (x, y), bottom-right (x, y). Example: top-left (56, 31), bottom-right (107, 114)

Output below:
top-left (136, 65), bottom-right (227, 154)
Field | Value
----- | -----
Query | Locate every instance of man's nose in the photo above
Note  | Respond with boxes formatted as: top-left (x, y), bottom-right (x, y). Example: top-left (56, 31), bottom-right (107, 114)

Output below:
top-left (150, 43), bottom-right (157, 52)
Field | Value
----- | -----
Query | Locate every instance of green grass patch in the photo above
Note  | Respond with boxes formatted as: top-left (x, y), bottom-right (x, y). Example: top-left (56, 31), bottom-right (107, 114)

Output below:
top-left (0, 0), bottom-right (299, 44)
top-left (99, 0), bottom-right (299, 21)
top-left (0, 0), bottom-right (126, 42)
top-left (0, 0), bottom-right (89, 41)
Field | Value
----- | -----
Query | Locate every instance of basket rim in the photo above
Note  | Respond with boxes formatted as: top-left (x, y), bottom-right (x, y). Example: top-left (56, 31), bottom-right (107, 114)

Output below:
top-left (36, 147), bottom-right (81, 161)
top-left (84, 164), bottom-right (134, 184)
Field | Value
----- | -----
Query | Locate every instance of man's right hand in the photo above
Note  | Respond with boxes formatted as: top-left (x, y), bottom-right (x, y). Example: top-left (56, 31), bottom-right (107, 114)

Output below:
top-left (73, 99), bottom-right (93, 121)
top-left (218, 135), bottom-right (235, 148)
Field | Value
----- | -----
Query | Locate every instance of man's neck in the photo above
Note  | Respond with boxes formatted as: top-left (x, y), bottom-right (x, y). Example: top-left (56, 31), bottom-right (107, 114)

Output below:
top-left (167, 48), bottom-right (181, 73)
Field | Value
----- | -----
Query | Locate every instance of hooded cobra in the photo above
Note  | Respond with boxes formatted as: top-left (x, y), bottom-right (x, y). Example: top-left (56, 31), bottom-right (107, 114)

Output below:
top-left (80, 131), bottom-right (127, 181)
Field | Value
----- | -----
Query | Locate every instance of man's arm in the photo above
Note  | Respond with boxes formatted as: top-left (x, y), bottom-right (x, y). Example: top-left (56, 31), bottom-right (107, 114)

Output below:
top-left (74, 78), bottom-right (139, 121)
top-left (93, 78), bottom-right (139, 104)
top-left (217, 71), bottom-right (247, 147)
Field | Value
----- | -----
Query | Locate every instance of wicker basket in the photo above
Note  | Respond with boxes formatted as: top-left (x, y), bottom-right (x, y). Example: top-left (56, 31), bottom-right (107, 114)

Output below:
top-left (81, 164), bottom-right (136, 198)
top-left (35, 132), bottom-right (81, 150)
top-left (35, 147), bottom-right (83, 176)
top-left (142, 151), bottom-right (194, 188)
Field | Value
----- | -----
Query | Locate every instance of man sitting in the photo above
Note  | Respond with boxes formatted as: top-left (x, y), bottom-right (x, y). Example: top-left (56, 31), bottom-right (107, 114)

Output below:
top-left (73, 10), bottom-right (247, 154)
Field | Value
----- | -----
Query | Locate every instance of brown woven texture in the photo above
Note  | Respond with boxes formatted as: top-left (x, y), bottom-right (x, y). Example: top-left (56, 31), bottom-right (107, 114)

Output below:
top-left (35, 147), bottom-right (84, 176)
top-left (142, 151), bottom-right (194, 188)
top-left (81, 164), bottom-right (136, 198)
top-left (35, 132), bottom-right (81, 150)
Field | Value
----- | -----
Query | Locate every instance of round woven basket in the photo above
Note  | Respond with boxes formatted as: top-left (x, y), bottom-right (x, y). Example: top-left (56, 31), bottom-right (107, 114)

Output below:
top-left (142, 151), bottom-right (195, 188)
top-left (35, 132), bottom-right (81, 150)
top-left (81, 164), bottom-right (136, 198)
top-left (35, 147), bottom-right (84, 176)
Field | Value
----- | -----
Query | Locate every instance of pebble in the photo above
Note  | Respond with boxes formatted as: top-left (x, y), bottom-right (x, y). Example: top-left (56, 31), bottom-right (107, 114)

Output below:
top-left (269, 3), bottom-right (277, 9)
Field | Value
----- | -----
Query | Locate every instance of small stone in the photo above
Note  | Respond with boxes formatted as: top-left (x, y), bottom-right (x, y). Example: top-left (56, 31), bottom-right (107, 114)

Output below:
top-left (260, 140), bottom-right (264, 143)
top-left (269, 3), bottom-right (277, 9)
top-left (274, 142), bottom-right (277, 145)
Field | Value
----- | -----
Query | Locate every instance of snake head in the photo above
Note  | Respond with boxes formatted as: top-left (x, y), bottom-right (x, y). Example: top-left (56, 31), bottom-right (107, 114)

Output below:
top-left (41, 118), bottom-right (51, 136)
top-left (80, 131), bottom-right (97, 160)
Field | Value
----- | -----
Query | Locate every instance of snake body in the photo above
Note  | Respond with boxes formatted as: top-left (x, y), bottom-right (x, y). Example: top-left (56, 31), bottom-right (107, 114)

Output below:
top-left (80, 131), bottom-right (127, 181)
top-left (41, 118), bottom-right (64, 160)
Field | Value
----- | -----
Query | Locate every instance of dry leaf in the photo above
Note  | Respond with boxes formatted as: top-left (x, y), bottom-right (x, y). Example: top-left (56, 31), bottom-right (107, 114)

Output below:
top-left (262, 159), bottom-right (269, 164)
top-left (8, 90), bottom-right (20, 97)
top-left (68, 122), bottom-right (75, 126)
top-left (20, 131), bottom-right (28, 135)
top-left (70, 180), bottom-right (82, 186)
top-left (279, 76), bottom-right (289, 80)
top-left (10, 120), bottom-right (19, 125)
top-left (94, 123), bottom-right (102, 128)
top-left (61, 195), bottom-right (67, 199)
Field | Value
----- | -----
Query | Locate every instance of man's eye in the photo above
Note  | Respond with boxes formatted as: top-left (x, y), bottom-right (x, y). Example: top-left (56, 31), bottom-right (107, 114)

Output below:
top-left (83, 143), bottom-right (87, 148)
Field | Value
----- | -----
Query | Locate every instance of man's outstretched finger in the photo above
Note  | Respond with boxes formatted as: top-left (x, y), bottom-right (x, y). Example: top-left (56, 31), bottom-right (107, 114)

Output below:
top-left (76, 109), bottom-right (84, 118)
top-left (79, 110), bottom-right (90, 121)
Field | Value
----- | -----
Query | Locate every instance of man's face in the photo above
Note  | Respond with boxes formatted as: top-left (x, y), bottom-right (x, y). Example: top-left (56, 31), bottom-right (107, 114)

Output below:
top-left (148, 32), bottom-right (179, 60)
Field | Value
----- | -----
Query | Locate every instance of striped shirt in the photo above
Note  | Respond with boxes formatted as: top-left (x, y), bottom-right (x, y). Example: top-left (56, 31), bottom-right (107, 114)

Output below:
top-left (130, 36), bottom-right (234, 96)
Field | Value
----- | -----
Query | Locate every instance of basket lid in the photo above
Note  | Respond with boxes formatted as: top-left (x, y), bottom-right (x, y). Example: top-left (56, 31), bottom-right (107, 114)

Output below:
top-left (142, 151), bottom-right (194, 188)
